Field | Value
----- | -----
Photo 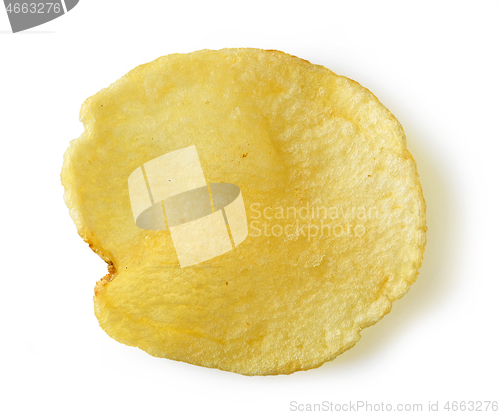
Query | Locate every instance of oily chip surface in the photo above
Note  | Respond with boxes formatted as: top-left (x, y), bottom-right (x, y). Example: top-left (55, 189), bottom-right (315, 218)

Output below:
top-left (61, 48), bottom-right (426, 375)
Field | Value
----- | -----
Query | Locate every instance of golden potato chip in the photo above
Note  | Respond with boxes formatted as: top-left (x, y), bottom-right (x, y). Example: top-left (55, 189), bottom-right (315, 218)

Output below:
top-left (61, 48), bottom-right (426, 375)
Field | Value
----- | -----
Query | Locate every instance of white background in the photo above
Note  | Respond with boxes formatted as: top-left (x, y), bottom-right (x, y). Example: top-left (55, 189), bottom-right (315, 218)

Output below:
top-left (1, 1), bottom-right (499, 414)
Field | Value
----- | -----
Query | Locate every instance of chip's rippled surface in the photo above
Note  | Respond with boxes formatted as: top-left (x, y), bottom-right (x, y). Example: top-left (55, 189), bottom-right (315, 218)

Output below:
top-left (61, 48), bottom-right (426, 375)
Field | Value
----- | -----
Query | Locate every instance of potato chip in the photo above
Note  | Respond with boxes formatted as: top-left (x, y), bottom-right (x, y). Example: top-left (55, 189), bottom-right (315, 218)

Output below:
top-left (61, 48), bottom-right (426, 375)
